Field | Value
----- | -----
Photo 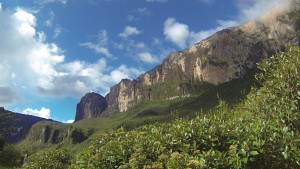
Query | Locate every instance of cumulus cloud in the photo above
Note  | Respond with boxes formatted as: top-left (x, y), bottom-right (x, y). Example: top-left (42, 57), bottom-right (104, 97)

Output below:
top-left (80, 30), bottom-right (113, 57)
top-left (164, 18), bottom-right (190, 48)
top-left (119, 26), bottom-right (141, 38)
top-left (138, 52), bottom-right (159, 64)
top-left (22, 107), bottom-right (51, 119)
top-left (0, 8), bottom-right (143, 103)
top-left (64, 119), bottom-right (74, 123)
top-left (163, 17), bottom-right (238, 48)
top-left (163, 0), bottom-right (293, 49)
top-left (110, 65), bottom-right (144, 84)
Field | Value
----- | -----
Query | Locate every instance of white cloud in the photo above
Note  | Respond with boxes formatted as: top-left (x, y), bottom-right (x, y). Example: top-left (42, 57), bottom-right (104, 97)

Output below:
top-left (0, 8), bottom-right (144, 105)
top-left (163, 18), bottom-right (237, 49)
top-left (145, 0), bottom-right (168, 3)
top-left (119, 26), bottom-right (141, 38)
top-left (14, 8), bottom-right (37, 38)
top-left (0, 3), bottom-right (2, 11)
top-left (110, 65), bottom-right (144, 84)
top-left (65, 119), bottom-right (74, 123)
top-left (22, 107), bottom-right (51, 119)
top-left (138, 52), bottom-right (159, 64)
top-left (80, 30), bottom-right (113, 57)
top-left (163, 18), bottom-right (190, 48)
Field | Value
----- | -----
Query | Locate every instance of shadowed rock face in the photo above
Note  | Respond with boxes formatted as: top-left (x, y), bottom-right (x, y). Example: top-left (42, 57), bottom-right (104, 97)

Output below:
top-left (75, 92), bottom-right (108, 122)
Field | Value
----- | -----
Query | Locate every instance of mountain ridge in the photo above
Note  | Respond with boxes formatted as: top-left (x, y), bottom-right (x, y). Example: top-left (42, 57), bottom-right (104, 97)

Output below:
top-left (0, 107), bottom-right (57, 143)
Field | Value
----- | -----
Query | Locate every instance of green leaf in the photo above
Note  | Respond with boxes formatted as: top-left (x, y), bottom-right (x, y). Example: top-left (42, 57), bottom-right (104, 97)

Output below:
top-left (282, 152), bottom-right (289, 159)
top-left (238, 149), bottom-right (246, 155)
top-left (241, 157), bottom-right (248, 164)
top-left (249, 151), bottom-right (259, 156)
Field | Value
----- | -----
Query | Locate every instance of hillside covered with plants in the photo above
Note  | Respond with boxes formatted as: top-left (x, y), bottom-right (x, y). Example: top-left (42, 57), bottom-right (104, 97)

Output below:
top-left (15, 44), bottom-right (299, 168)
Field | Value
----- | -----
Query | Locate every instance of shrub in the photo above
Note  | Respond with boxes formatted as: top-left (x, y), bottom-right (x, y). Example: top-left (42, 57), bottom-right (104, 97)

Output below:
top-left (23, 149), bottom-right (71, 169)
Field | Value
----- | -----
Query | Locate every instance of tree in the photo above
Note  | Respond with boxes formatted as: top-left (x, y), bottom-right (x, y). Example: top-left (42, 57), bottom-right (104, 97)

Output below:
top-left (0, 107), bottom-right (17, 151)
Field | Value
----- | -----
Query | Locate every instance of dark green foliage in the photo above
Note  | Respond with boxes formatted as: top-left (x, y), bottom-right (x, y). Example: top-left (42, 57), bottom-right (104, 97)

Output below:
top-left (0, 143), bottom-right (22, 167)
top-left (71, 128), bottom-right (87, 144)
top-left (22, 149), bottom-right (71, 169)
top-left (0, 108), bottom-right (17, 150)
top-left (69, 45), bottom-right (300, 168)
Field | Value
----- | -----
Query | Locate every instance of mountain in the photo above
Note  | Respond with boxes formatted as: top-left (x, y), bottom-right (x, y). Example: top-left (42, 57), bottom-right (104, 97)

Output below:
top-left (100, 6), bottom-right (300, 117)
top-left (0, 107), bottom-right (56, 143)
top-left (75, 92), bottom-right (108, 122)
top-left (15, 3), bottom-right (300, 148)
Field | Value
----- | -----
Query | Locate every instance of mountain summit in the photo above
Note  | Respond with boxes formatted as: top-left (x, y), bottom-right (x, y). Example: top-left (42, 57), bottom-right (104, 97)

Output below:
top-left (75, 92), bottom-right (108, 121)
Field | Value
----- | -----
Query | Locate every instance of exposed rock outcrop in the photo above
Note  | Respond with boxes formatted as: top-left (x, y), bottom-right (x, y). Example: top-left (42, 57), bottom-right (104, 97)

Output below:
top-left (75, 92), bottom-right (108, 121)
top-left (103, 5), bottom-right (300, 115)
top-left (25, 122), bottom-right (90, 144)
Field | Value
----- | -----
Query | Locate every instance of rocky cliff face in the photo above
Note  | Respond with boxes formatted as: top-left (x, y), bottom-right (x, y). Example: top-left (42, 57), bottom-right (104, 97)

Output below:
top-left (75, 92), bottom-right (108, 121)
top-left (25, 121), bottom-right (90, 144)
top-left (103, 6), bottom-right (300, 115)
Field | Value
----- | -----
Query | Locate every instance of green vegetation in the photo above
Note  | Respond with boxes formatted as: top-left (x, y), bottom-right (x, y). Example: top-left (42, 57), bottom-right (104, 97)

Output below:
top-left (70, 44), bottom-right (299, 168)
top-left (8, 44), bottom-right (300, 168)
top-left (0, 109), bottom-right (22, 168)
top-left (23, 149), bottom-right (71, 169)
top-left (0, 108), bottom-right (17, 150)
top-left (0, 143), bottom-right (22, 168)
top-left (17, 74), bottom-right (252, 152)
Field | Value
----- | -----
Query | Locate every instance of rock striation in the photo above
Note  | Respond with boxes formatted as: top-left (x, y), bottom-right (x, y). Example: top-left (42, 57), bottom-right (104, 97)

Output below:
top-left (75, 92), bottom-right (108, 121)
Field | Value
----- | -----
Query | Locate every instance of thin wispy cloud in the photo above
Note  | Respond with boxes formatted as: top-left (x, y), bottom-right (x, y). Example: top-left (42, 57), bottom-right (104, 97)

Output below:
top-left (80, 30), bottom-right (113, 57)
top-left (119, 26), bottom-right (141, 38)
top-left (128, 7), bottom-right (152, 21)
top-left (44, 11), bottom-right (55, 27)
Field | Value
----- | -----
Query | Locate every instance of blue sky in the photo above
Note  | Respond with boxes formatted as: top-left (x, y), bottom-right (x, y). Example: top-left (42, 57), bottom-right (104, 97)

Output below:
top-left (0, 0), bottom-right (291, 122)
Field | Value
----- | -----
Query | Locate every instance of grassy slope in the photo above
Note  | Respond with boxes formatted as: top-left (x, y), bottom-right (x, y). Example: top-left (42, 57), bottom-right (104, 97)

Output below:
top-left (16, 70), bottom-right (256, 154)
